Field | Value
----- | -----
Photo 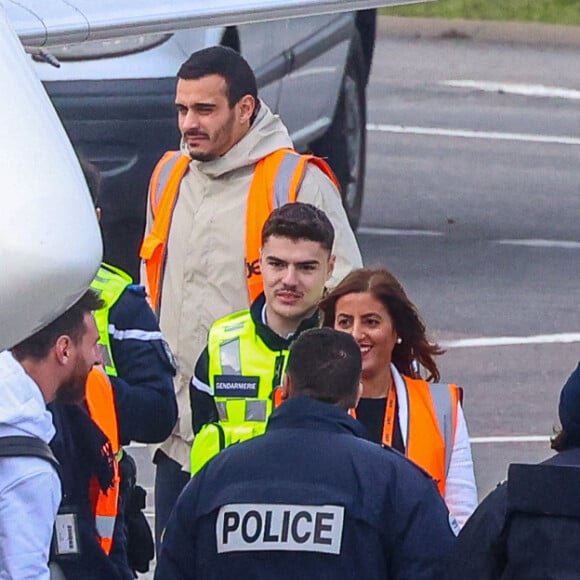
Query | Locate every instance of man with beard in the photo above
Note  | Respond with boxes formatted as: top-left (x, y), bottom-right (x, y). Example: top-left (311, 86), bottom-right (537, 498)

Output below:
top-left (0, 290), bottom-right (103, 580)
top-left (140, 46), bottom-right (362, 546)
top-left (187, 203), bottom-right (335, 478)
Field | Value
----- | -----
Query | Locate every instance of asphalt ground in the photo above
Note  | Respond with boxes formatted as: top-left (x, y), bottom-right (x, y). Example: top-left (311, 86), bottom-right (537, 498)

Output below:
top-left (377, 15), bottom-right (580, 48)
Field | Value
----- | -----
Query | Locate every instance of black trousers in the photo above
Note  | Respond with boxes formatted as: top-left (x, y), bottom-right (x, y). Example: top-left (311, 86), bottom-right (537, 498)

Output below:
top-left (153, 450), bottom-right (190, 556)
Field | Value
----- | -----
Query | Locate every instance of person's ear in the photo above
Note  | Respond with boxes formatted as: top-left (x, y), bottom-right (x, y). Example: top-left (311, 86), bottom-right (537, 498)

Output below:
top-left (281, 373), bottom-right (292, 401)
top-left (326, 254), bottom-right (336, 282)
top-left (237, 95), bottom-right (256, 124)
top-left (95, 207), bottom-right (102, 223)
top-left (54, 335), bottom-right (72, 366)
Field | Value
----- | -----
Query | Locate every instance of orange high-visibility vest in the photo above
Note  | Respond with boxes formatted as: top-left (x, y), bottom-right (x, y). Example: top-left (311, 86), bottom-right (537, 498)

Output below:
top-left (85, 367), bottom-right (120, 555)
top-left (139, 148), bottom-right (340, 310)
top-left (352, 377), bottom-right (460, 497)
top-left (403, 377), bottom-right (460, 496)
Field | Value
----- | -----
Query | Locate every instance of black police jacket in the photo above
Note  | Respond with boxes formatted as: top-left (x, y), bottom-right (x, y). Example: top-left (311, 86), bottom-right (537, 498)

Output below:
top-left (446, 447), bottom-right (580, 579)
top-left (155, 397), bottom-right (455, 580)
top-left (107, 284), bottom-right (177, 445)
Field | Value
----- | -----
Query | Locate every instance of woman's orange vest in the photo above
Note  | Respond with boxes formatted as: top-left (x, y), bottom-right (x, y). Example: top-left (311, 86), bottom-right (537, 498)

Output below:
top-left (139, 148), bottom-right (340, 311)
top-left (353, 376), bottom-right (460, 497)
top-left (85, 367), bottom-right (120, 555)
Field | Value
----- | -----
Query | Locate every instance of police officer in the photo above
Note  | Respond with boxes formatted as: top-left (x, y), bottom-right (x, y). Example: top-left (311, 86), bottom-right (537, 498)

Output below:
top-left (189, 202), bottom-right (335, 475)
top-left (82, 159), bottom-right (178, 448)
top-left (446, 363), bottom-right (580, 579)
top-left (156, 328), bottom-right (456, 579)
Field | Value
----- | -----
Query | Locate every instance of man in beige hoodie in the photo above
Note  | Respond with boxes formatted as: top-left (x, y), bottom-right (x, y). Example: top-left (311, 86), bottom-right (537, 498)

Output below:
top-left (140, 46), bottom-right (362, 546)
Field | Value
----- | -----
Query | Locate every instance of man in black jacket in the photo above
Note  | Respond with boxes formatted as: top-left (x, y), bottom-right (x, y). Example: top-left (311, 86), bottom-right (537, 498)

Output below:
top-left (156, 328), bottom-right (455, 580)
top-left (447, 363), bottom-right (580, 579)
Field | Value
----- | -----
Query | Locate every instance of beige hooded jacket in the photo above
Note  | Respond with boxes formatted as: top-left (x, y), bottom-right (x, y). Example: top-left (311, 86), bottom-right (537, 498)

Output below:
top-left (141, 101), bottom-right (362, 471)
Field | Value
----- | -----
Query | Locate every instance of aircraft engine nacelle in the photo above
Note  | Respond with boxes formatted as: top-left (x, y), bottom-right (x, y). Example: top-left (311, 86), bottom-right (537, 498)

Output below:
top-left (0, 8), bottom-right (102, 351)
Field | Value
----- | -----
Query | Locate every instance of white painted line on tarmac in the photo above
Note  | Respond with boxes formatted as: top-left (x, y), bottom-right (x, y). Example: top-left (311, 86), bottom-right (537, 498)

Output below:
top-left (441, 333), bottom-right (580, 348)
top-left (357, 226), bottom-right (443, 237)
top-left (442, 80), bottom-right (580, 100)
top-left (357, 226), bottom-right (580, 250)
top-left (470, 435), bottom-right (550, 444)
top-left (366, 123), bottom-right (580, 146)
top-left (496, 239), bottom-right (580, 250)
top-left (358, 228), bottom-right (580, 251)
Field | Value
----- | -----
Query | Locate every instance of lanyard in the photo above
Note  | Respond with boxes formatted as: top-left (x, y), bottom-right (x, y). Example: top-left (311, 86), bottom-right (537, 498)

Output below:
top-left (349, 383), bottom-right (397, 446)
top-left (381, 385), bottom-right (397, 447)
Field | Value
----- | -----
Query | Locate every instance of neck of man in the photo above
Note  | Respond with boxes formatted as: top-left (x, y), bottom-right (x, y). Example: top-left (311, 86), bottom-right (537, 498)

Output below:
top-left (17, 358), bottom-right (57, 404)
top-left (361, 366), bottom-right (393, 399)
top-left (265, 305), bottom-right (314, 340)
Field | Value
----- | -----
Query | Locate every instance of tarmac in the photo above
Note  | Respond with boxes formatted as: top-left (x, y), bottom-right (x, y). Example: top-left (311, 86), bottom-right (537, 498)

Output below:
top-left (377, 15), bottom-right (580, 48)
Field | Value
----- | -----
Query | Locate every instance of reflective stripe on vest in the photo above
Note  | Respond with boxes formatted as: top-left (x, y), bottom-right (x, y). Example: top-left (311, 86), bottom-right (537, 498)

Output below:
top-left (90, 263), bottom-right (132, 376)
top-left (428, 382), bottom-right (457, 478)
top-left (402, 377), bottom-right (460, 497)
top-left (190, 310), bottom-right (288, 475)
top-left (139, 148), bottom-right (339, 311)
top-left (85, 367), bottom-right (120, 555)
top-left (245, 149), bottom-right (339, 303)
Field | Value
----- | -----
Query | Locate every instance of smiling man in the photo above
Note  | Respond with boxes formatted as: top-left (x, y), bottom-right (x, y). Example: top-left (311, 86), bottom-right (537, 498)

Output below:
top-left (0, 290), bottom-right (103, 580)
top-left (187, 203), bottom-right (335, 477)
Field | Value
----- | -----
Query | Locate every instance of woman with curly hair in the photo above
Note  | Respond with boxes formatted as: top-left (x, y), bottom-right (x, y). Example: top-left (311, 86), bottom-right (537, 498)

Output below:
top-left (319, 267), bottom-right (477, 527)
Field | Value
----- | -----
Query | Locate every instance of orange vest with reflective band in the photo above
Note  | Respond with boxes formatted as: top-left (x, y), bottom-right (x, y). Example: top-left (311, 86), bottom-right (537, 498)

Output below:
top-left (139, 148), bottom-right (340, 310)
top-left (85, 367), bottom-right (120, 555)
top-left (352, 376), bottom-right (460, 497)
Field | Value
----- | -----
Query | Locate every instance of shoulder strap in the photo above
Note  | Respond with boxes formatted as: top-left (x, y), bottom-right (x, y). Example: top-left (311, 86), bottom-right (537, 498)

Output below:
top-left (0, 435), bottom-right (60, 475)
top-left (149, 151), bottom-right (190, 216)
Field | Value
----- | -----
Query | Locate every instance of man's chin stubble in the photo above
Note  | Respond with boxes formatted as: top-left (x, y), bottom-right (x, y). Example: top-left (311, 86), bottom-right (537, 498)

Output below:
top-left (189, 150), bottom-right (218, 163)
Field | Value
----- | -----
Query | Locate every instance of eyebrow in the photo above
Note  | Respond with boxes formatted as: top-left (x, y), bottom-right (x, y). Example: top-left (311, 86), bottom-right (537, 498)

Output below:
top-left (265, 256), bottom-right (321, 266)
top-left (336, 312), bottom-right (381, 318)
top-left (175, 101), bottom-right (217, 110)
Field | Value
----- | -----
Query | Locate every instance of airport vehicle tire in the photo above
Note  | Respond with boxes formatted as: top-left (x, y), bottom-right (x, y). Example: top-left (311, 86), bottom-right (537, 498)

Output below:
top-left (311, 30), bottom-right (366, 230)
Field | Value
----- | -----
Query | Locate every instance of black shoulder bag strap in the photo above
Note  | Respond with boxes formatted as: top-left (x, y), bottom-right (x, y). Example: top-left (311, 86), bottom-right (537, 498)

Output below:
top-left (0, 435), bottom-right (61, 476)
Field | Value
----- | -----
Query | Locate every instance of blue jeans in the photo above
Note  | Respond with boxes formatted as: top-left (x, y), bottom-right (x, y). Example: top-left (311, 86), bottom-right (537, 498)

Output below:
top-left (153, 450), bottom-right (190, 556)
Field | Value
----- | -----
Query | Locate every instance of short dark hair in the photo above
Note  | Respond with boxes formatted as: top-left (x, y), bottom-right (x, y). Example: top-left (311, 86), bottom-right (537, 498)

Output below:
top-left (286, 328), bottom-right (361, 410)
top-left (262, 202), bottom-right (335, 251)
top-left (177, 46), bottom-right (258, 108)
top-left (11, 289), bottom-right (104, 360)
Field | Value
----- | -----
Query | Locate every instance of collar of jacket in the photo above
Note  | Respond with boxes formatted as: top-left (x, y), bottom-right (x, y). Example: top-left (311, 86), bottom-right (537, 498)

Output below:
top-left (544, 447), bottom-right (580, 467)
top-left (267, 397), bottom-right (367, 439)
top-left (249, 292), bottom-right (321, 352)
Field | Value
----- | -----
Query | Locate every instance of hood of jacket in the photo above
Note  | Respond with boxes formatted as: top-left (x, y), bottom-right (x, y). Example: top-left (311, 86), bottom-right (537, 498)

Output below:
top-left (0, 350), bottom-right (55, 442)
top-left (180, 99), bottom-right (294, 179)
